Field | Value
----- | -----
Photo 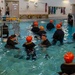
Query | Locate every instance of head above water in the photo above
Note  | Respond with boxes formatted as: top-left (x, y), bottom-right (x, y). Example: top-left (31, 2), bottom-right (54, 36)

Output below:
top-left (41, 34), bottom-right (47, 40)
top-left (9, 34), bottom-right (16, 40)
top-left (64, 52), bottom-right (74, 63)
top-left (56, 24), bottom-right (61, 29)
top-left (39, 26), bottom-right (44, 31)
top-left (50, 20), bottom-right (53, 23)
top-left (33, 21), bottom-right (38, 27)
top-left (26, 36), bottom-right (32, 43)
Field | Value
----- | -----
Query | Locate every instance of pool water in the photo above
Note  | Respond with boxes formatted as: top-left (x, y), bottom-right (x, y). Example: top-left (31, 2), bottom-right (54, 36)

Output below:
top-left (0, 19), bottom-right (75, 75)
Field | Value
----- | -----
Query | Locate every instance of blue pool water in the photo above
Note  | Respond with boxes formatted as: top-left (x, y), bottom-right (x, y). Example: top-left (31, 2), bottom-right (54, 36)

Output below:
top-left (0, 19), bottom-right (75, 75)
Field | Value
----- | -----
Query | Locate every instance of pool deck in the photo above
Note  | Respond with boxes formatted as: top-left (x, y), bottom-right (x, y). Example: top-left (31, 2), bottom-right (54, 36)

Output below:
top-left (20, 15), bottom-right (67, 22)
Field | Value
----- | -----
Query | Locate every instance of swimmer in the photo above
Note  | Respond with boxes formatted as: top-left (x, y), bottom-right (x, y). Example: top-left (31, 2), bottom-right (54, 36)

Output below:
top-left (46, 20), bottom-right (55, 30)
top-left (35, 26), bottom-right (46, 39)
top-left (52, 24), bottom-right (64, 45)
top-left (27, 21), bottom-right (36, 30)
top-left (5, 34), bottom-right (19, 49)
top-left (58, 52), bottom-right (75, 75)
top-left (22, 36), bottom-right (36, 60)
top-left (38, 26), bottom-right (46, 37)
top-left (31, 21), bottom-right (40, 34)
top-left (31, 21), bottom-right (37, 27)
top-left (39, 34), bottom-right (51, 59)
top-left (68, 13), bottom-right (73, 27)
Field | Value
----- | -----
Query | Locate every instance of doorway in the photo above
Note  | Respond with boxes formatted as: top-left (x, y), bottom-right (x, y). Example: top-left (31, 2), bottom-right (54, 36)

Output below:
top-left (6, 1), bottom-right (19, 17)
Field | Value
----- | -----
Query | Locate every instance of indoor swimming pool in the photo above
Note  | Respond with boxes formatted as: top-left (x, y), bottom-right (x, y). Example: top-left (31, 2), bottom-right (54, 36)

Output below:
top-left (0, 19), bottom-right (75, 75)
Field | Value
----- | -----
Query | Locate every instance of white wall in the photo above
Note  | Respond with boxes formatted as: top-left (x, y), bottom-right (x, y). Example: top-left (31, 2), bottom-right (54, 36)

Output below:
top-left (0, 0), bottom-right (5, 16)
top-left (0, 0), bottom-right (74, 17)
top-left (19, 0), bottom-right (48, 14)
top-left (69, 0), bottom-right (75, 4)
top-left (19, 0), bottom-right (72, 16)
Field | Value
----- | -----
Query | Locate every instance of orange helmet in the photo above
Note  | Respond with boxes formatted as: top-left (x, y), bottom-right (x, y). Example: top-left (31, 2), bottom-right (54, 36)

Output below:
top-left (56, 24), bottom-right (61, 29)
top-left (39, 26), bottom-right (44, 30)
top-left (64, 52), bottom-right (74, 63)
top-left (59, 22), bottom-right (62, 26)
top-left (26, 36), bottom-right (32, 42)
top-left (50, 20), bottom-right (53, 23)
top-left (33, 21), bottom-right (38, 26)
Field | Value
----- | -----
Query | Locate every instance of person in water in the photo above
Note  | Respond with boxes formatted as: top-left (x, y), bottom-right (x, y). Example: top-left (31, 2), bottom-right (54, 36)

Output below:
top-left (22, 36), bottom-right (36, 60)
top-left (35, 26), bottom-right (46, 39)
top-left (58, 52), bottom-right (75, 75)
top-left (5, 34), bottom-right (19, 49)
top-left (46, 20), bottom-right (55, 30)
top-left (68, 13), bottom-right (73, 27)
top-left (2, 23), bottom-right (9, 38)
top-left (31, 21), bottom-right (37, 27)
top-left (31, 21), bottom-right (40, 34)
top-left (52, 24), bottom-right (64, 45)
top-left (39, 34), bottom-right (51, 59)
top-left (38, 26), bottom-right (46, 37)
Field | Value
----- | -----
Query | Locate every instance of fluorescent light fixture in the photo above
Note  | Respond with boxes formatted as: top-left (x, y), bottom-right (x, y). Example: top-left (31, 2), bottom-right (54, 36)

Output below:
top-left (63, 0), bottom-right (69, 3)
top-left (29, 0), bottom-right (38, 2)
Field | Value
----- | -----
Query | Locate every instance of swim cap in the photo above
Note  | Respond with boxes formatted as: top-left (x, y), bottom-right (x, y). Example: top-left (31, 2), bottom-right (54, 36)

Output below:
top-left (50, 20), bottom-right (53, 23)
top-left (59, 22), bottom-right (62, 26)
top-left (56, 24), bottom-right (61, 29)
top-left (64, 52), bottom-right (74, 63)
top-left (33, 21), bottom-right (38, 26)
top-left (39, 26), bottom-right (44, 30)
top-left (26, 36), bottom-right (32, 42)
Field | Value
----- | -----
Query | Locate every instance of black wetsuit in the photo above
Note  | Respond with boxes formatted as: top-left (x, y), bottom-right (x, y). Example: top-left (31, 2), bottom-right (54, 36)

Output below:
top-left (37, 30), bottom-right (46, 37)
top-left (46, 23), bottom-right (55, 30)
top-left (52, 29), bottom-right (64, 45)
top-left (3, 25), bottom-right (9, 38)
top-left (73, 33), bottom-right (75, 40)
top-left (68, 14), bottom-right (73, 27)
top-left (5, 38), bottom-right (19, 49)
top-left (23, 42), bottom-right (36, 60)
top-left (41, 39), bottom-right (51, 47)
top-left (58, 63), bottom-right (75, 75)
top-left (31, 27), bottom-right (40, 34)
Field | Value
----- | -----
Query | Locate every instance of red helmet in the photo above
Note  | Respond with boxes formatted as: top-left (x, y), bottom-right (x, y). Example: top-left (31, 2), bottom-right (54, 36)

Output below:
top-left (33, 21), bottom-right (38, 26)
top-left (50, 20), bottom-right (53, 23)
top-left (56, 24), bottom-right (61, 29)
top-left (26, 36), bottom-right (32, 42)
top-left (64, 52), bottom-right (74, 63)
